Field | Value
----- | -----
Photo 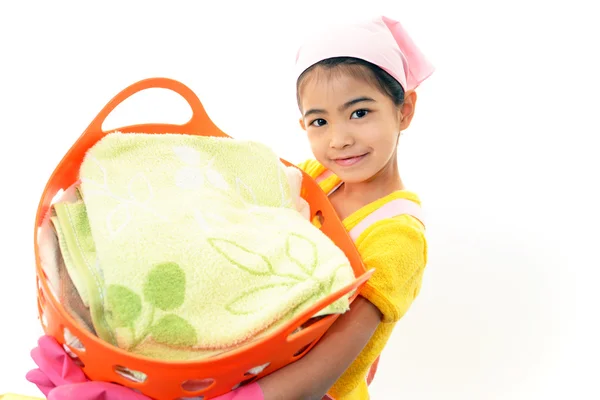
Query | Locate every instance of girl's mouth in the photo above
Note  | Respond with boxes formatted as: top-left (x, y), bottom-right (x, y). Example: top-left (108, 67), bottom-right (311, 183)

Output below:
top-left (333, 153), bottom-right (368, 167)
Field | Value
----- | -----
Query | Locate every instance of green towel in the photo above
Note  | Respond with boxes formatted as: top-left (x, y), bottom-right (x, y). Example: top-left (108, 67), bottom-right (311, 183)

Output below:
top-left (51, 132), bottom-right (355, 360)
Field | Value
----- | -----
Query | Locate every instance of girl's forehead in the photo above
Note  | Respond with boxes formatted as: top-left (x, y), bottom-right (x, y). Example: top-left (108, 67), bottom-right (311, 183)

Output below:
top-left (300, 69), bottom-right (380, 104)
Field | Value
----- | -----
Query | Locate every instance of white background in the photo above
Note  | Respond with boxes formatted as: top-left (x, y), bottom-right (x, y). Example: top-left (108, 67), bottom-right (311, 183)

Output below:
top-left (1, 1), bottom-right (598, 399)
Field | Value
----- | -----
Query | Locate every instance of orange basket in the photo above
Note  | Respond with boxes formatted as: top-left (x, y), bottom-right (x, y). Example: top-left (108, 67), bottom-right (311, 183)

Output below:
top-left (33, 77), bottom-right (374, 400)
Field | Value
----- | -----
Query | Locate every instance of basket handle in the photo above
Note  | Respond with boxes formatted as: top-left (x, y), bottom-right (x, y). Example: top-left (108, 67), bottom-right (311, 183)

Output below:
top-left (34, 77), bottom-right (225, 227)
top-left (83, 77), bottom-right (215, 137)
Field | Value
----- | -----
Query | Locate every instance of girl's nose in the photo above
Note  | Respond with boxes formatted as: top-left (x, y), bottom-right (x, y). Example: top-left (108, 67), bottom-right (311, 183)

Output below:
top-left (329, 126), bottom-right (354, 149)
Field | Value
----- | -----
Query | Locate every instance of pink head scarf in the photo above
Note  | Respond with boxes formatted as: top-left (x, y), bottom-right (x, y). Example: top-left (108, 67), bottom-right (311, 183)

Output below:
top-left (295, 15), bottom-right (435, 92)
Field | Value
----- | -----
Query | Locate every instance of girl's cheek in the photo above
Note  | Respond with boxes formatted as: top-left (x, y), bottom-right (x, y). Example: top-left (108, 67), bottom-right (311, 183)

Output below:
top-left (309, 140), bottom-right (322, 155)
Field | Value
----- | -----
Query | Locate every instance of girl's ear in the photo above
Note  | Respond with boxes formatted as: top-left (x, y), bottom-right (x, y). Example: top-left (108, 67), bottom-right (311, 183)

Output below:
top-left (299, 118), bottom-right (306, 131)
top-left (399, 90), bottom-right (418, 131)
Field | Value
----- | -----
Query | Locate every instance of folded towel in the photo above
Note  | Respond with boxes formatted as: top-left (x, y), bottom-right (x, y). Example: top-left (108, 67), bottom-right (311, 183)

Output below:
top-left (38, 184), bottom-right (95, 335)
top-left (37, 168), bottom-right (308, 341)
top-left (50, 132), bottom-right (355, 360)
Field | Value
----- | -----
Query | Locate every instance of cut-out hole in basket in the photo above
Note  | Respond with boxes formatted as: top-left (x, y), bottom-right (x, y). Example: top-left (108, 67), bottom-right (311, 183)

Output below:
top-left (63, 327), bottom-right (86, 352)
top-left (62, 344), bottom-right (85, 367)
top-left (114, 365), bottom-right (148, 383)
top-left (293, 341), bottom-right (316, 358)
top-left (181, 378), bottom-right (215, 393)
top-left (312, 210), bottom-right (324, 229)
top-left (101, 88), bottom-right (193, 132)
top-left (231, 376), bottom-right (258, 391)
top-left (244, 362), bottom-right (271, 376)
top-left (289, 315), bottom-right (328, 337)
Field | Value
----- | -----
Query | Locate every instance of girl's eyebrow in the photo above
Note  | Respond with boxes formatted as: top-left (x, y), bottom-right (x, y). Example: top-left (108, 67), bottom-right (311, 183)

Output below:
top-left (304, 96), bottom-right (376, 118)
top-left (339, 96), bottom-right (376, 111)
top-left (304, 107), bottom-right (326, 118)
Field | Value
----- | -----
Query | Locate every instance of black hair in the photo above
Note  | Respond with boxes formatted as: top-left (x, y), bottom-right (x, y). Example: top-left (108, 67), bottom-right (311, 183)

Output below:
top-left (296, 57), bottom-right (405, 108)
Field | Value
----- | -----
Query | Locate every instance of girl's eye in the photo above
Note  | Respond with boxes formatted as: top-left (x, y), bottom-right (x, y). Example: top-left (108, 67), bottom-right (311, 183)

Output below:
top-left (310, 118), bottom-right (327, 127)
top-left (351, 109), bottom-right (369, 119)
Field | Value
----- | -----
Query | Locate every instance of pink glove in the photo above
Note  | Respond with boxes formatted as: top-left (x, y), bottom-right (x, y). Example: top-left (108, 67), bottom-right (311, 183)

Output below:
top-left (26, 335), bottom-right (264, 400)
top-left (25, 335), bottom-right (150, 400)
top-left (25, 335), bottom-right (89, 396)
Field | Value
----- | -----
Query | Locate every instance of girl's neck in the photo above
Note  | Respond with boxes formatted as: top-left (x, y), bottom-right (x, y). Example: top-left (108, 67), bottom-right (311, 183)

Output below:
top-left (337, 157), bottom-right (404, 205)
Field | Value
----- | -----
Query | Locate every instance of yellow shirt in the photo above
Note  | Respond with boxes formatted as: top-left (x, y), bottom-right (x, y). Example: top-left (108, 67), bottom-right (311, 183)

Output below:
top-left (297, 160), bottom-right (428, 400)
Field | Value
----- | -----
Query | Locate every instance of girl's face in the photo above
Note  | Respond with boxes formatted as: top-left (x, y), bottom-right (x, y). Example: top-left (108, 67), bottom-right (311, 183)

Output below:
top-left (298, 68), bottom-right (414, 184)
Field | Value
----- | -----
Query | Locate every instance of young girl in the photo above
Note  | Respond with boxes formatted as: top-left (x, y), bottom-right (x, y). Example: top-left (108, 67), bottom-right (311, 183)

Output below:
top-left (258, 15), bottom-right (434, 400)
top-left (26, 15), bottom-right (433, 400)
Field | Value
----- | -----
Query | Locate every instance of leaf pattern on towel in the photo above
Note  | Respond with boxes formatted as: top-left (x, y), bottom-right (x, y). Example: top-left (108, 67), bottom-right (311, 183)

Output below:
top-left (193, 208), bottom-right (230, 234)
top-left (106, 203), bottom-right (131, 235)
top-left (286, 233), bottom-right (318, 276)
top-left (172, 145), bottom-right (203, 165)
top-left (205, 168), bottom-right (229, 191)
top-left (236, 177), bottom-right (257, 204)
top-left (143, 262), bottom-right (186, 311)
top-left (208, 233), bottom-right (331, 317)
top-left (105, 261), bottom-right (198, 350)
top-left (173, 145), bottom-right (230, 192)
top-left (149, 314), bottom-right (197, 347)
top-left (226, 283), bottom-right (296, 315)
top-left (128, 172), bottom-right (153, 204)
top-left (106, 284), bottom-right (142, 327)
top-left (175, 166), bottom-right (205, 189)
top-left (208, 239), bottom-right (273, 275)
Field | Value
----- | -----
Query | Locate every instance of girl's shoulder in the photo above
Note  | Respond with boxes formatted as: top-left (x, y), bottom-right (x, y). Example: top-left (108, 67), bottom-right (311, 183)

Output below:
top-left (346, 190), bottom-right (425, 237)
top-left (296, 159), bottom-right (426, 235)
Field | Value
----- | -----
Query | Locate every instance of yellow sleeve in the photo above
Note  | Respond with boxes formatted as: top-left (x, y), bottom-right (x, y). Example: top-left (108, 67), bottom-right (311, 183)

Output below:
top-left (355, 215), bottom-right (428, 323)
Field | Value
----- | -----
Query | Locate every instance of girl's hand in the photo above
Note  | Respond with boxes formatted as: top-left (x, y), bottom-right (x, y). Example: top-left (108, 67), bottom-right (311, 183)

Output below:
top-left (25, 335), bottom-right (151, 399)
top-left (26, 335), bottom-right (264, 399)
